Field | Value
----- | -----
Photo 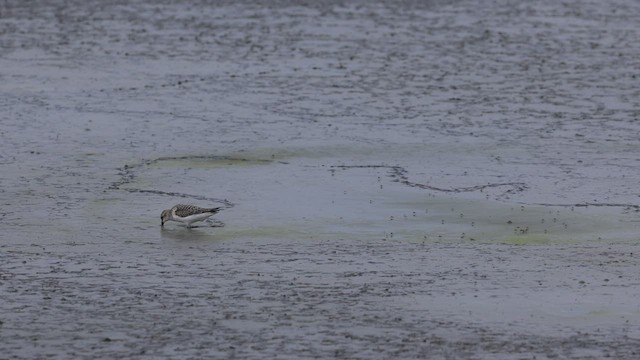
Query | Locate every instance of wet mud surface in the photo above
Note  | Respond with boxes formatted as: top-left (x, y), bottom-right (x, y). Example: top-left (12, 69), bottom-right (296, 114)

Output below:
top-left (2, 0), bottom-right (640, 358)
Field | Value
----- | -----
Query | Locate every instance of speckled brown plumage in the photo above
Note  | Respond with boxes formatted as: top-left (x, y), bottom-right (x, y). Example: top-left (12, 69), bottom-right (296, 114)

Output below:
top-left (173, 204), bottom-right (220, 217)
top-left (161, 204), bottom-right (223, 227)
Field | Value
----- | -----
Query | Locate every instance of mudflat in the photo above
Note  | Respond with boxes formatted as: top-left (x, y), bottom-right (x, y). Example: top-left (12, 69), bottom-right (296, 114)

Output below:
top-left (1, 0), bottom-right (639, 358)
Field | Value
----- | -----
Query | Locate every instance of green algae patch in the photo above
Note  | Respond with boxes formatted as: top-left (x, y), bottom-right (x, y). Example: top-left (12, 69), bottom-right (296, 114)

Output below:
top-left (210, 225), bottom-right (320, 241)
top-left (227, 143), bottom-right (411, 162)
top-left (111, 147), bottom-right (640, 246)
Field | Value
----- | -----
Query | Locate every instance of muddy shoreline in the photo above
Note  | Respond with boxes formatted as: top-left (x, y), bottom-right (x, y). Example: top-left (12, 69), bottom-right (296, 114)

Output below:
top-left (2, 0), bottom-right (640, 358)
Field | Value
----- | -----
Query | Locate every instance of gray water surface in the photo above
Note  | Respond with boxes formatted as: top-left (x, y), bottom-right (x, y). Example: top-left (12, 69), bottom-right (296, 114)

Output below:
top-left (2, 0), bottom-right (640, 358)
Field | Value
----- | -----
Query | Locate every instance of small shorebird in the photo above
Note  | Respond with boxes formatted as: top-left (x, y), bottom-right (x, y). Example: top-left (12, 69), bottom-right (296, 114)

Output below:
top-left (161, 204), bottom-right (222, 228)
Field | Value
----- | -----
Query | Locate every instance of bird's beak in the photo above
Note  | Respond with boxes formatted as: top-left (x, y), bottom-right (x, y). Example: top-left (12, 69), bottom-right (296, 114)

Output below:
top-left (161, 220), bottom-right (164, 226)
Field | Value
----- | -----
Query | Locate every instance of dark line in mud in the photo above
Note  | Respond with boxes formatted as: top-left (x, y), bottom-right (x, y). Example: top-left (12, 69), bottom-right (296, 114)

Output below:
top-left (123, 188), bottom-right (234, 207)
top-left (332, 165), bottom-right (528, 195)
top-left (109, 155), bottom-right (268, 208)
top-left (333, 165), bottom-right (640, 211)
top-left (531, 202), bottom-right (640, 212)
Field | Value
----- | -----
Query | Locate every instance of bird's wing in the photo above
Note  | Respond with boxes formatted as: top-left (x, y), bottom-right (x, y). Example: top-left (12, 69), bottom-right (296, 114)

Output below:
top-left (174, 204), bottom-right (211, 217)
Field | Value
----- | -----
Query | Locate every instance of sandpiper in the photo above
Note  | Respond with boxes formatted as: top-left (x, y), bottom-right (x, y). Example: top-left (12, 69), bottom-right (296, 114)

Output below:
top-left (161, 204), bottom-right (222, 228)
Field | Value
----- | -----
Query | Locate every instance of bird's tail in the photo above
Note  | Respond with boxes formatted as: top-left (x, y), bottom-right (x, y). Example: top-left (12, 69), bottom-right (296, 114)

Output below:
top-left (209, 207), bottom-right (222, 213)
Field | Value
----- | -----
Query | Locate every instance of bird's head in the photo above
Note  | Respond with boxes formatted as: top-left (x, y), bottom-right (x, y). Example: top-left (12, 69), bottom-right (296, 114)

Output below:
top-left (161, 209), bottom-right (171, 226)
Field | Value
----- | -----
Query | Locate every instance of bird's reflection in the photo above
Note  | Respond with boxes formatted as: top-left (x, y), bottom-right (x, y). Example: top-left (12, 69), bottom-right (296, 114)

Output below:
top-left (160, 220), bottom-right (225, 241)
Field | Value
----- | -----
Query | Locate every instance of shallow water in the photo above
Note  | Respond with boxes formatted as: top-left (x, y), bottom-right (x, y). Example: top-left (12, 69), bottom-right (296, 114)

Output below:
top-left (2, 0), bottom-right (640, 358)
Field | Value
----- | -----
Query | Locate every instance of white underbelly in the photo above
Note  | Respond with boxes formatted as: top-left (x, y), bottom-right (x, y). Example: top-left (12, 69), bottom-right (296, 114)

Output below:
top-left (176, 212), bottom-right (213, 224)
